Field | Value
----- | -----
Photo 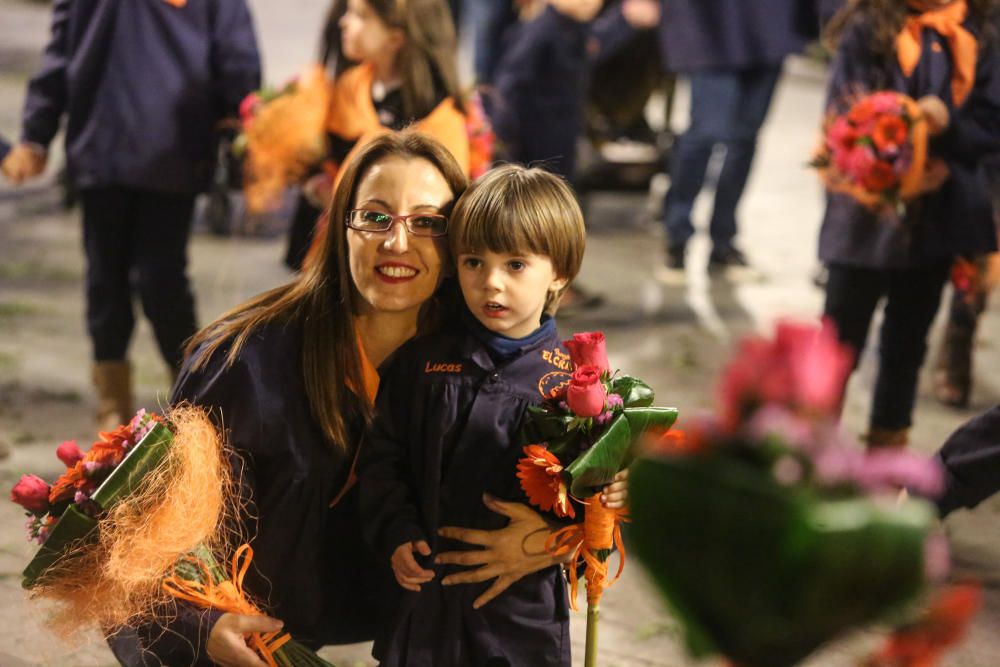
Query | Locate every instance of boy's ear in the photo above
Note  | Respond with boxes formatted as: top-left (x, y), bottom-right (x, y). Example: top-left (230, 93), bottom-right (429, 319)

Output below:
top-left (549, 276), bottom-right (569, 293)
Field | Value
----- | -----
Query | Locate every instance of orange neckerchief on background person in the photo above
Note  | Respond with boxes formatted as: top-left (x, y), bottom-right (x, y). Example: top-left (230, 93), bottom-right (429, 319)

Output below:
top-left (898, 0), bottom-right (977, 106)
top-left (328, 330), bottom-right (381, 509)
top-left (162, 0), bottom-right (187, 7)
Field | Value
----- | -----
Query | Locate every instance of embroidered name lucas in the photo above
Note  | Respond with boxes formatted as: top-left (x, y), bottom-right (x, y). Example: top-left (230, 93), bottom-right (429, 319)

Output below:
top-left (424, 362), bottom-right (463, 373)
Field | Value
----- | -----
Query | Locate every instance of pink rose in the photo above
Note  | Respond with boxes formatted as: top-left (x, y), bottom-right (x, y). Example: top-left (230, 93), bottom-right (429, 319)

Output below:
top-left (868, 91), bottom-right (901, 115)
top-left (11, 475), bottom-right (51, 515)
top-left (239, 92), bottom-right (260, 125)
top-left (564, 332), bottom-right (609, 374)
top-left (56, 439), bottom-right (84, 467)
top-left (566, 365), bottom-right (607, 417)
top-left (845, 145), bottom-right (877, 184)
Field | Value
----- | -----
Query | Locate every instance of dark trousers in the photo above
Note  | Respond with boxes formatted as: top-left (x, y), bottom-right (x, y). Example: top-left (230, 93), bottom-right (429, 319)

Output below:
top-left (81, 187), bottom-right (197, 370)
top-left (284, 193), bottom-right (321, 272)
top-left (663, 65), bottom-right (782, 251)
top-left (823, 262), bottom-right (950, 430)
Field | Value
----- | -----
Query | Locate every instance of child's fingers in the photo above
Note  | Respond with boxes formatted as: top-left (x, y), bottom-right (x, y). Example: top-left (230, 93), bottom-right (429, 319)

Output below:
top-left (434, 548), bottom-right (490, 567)
top-left (397, 549), bottom-right (435, 578)
top-left (414, 540), bottom-right (431, 557)
top-left (393, 574), bottom-right (422, 592)
top-left (601, 489), bottom-right (627, 508)
top-left (472, 574), bottom-right (515, 609)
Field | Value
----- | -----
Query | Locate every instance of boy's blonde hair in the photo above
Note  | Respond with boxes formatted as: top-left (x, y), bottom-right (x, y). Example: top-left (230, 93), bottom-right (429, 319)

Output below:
top-left (449, 164), bottom-right (586, 313)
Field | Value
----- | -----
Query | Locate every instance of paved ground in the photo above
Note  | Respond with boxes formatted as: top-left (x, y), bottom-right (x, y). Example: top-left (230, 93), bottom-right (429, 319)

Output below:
top-left (1, 1), bottom-right (999, 665)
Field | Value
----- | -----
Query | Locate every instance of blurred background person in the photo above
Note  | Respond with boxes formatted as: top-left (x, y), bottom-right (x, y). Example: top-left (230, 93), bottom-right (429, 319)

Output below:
top-left (658, 0), bottom-right (819, 278)
top-left (0, 0), bottom-right (261, 429)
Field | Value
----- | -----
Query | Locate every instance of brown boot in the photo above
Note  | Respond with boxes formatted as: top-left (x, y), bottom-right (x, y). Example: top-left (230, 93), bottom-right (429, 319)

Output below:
top-left (865, 427), bottom-right (909, 448)
top-left (92, 361), bottom-right (134, 430)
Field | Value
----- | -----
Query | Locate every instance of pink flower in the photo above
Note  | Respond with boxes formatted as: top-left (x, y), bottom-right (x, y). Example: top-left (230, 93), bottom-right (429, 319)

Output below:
top-left (855, 449), bottom-right (945, 497)
top-left (239, 92), bottom-right (261, 125)
top-left (11, 475), bottom-right (51, 515)
top-left (827, 116), bottom-right (858, 155)
top-left (779, 319), bottom-right (854, 415)
top-left (566, 365), bottom-right (607, 418)
top-left (56, 439), bottom-right (84, 467)
top-left (563, 332), bottom-right (609, 375)
top-left (869, 91), bottom-right (902, 115)
top-left (845, 145), bottom-right (877, 184)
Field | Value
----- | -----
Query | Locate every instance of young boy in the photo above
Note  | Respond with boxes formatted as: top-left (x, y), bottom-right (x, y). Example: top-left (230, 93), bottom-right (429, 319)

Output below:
top-left (358, 164), bottom-right (587, 666)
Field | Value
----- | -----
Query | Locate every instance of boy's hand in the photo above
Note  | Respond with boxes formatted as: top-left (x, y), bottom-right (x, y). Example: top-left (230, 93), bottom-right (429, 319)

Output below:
top-left (600, 468), bottom-right (629, 509)
top-left (391, 540), bottom-right (435, 592)
top-left (621, 0), bottom-right (660, 29)
top-left (918, 95), bottom-right (950, 135)
top-left (1, 143), bottom-right (47, 184)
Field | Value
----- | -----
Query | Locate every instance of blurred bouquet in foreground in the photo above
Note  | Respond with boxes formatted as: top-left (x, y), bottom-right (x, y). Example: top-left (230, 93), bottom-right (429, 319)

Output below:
top-left (812, 91), bottom-right (928, 212)
top-left (234, 64), bottom-right (330, 213)
top-left (628, 320), bottom-right (978, 667)
top-left (516, 331), bottom-right (677, 667)
top-left (11, 408), bottom-right (332, 666)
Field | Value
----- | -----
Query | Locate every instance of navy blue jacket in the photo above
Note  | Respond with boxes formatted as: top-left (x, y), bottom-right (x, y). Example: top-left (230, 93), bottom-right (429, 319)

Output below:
top-left (936, 405), bottom-right (1000, 516)
top-left (359, 321), bottom-right (574, 667)
top-left (112, 319), bottom-right (387, 666)
top-left (21, 0), bottom-right (261, 194)
top-left (658, 0), bottom-right (816, 72)
top-left (818, 15), bottom-right (1000, 269)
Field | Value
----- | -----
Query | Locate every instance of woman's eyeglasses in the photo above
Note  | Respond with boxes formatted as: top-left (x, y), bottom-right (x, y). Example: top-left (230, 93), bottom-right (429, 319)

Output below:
top-left (345, 209), bottom-right (449, 237)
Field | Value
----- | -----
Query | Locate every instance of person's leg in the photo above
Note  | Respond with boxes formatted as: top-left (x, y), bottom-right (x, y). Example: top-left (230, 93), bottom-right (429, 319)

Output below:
top-left (709, 64), bottom-right (782, 255)
top-left (132, 189), bottom-right (198, 373)
top-left (870, 263), bottom-right (950, 439)
top-left (662, 71), bottom-right (739, 257)
top-left (823, 263), bottom-right (885, 414)
top-left (81, 187), bottom-right (137, 426)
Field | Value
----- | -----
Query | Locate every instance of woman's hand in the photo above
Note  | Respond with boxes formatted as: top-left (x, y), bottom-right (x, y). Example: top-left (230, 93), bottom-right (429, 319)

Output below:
top-left (1, 143), bottom-right (47, 184)
top-left (391, 540), bottom-right (435, 592)
top-left (436, 494), bottom-right (564, 609)
top-left (600, 468), bottom-right (629, 509)
top-left (206, 613), bottom-right (283, 667)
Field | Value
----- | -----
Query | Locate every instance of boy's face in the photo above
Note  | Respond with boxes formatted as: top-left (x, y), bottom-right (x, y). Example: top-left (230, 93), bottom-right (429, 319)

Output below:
top-left (457, 250), bottom-right (567, 339)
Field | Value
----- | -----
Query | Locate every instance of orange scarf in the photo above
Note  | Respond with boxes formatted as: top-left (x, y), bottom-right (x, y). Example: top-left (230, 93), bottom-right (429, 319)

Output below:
top-left (162, 0), bottom-right (186, 6)
top-left (897, 0), bottom-right (977, 106)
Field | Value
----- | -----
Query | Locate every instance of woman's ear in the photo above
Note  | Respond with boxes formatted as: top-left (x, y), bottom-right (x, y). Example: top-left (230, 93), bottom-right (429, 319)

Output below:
top-left (388, 27), bottom-right (406, 56)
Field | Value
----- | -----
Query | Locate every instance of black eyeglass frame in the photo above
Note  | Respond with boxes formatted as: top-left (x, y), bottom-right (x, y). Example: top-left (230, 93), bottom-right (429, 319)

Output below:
top-left (344, 208), bottom-right (450, 237)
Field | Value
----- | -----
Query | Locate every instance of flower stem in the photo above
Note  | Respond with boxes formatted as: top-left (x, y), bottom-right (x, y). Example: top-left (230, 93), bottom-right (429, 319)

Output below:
top-left (584, 603), bottom-right (599, 667)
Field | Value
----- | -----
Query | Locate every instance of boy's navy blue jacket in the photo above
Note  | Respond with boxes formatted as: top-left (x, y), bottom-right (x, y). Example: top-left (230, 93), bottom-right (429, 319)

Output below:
top-left (936, 404), bottom-right (1000, 517)
top-left (359, 320), bottom-right (575, 667)
top-left (110, 319), bottom-right (386, 666)
top-left (657, 0), bottom-right (817, 72)
top-left (818, 14), bottom-right (1000, 269)
top-left (21, 0), bottom-right (260, 194)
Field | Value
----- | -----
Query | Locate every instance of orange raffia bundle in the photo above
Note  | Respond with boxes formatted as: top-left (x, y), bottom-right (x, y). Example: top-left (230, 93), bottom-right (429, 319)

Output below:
top-left (241, 64), bottom-right (330, 213)
top-left (812, 91), bottom-right (928, 211)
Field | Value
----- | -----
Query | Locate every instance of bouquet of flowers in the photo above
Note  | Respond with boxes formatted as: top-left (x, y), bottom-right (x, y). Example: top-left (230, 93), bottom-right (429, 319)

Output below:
top-left (516, 331), bottom-right (678, 667)
top-left (234, 64), bottom-right (330, 213)
top-left (11, 408), bottom-right (333, 666)
top-left (628, 320), bottom-right (977, 667)
top-left (812, 91), bottom-right (928, 211)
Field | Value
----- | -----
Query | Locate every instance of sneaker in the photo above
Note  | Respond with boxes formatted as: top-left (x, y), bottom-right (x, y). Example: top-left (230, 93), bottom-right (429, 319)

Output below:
top-left (708, 245), bottom-right (749, 268)
top-left (708, 246), bottom-right (765, 283)
top-left (654, 244), bottom-right (687, 286)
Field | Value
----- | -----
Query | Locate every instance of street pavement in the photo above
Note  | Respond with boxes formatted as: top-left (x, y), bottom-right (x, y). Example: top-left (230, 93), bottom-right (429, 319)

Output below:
top-left (1, 1), bottom-right (999, 665)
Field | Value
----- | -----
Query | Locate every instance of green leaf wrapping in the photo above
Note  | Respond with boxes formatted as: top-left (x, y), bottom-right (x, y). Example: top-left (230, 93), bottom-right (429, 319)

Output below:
top-left (564, 407), bottom-right (678, 498)
top-left (520, 405), bottom-right (577, 444)
top-left (628, 453), bottom-right (934, 667)
top-left (610, 375), bottom-right (655, 408)
top-left (22, 422), bottom-right (173, 589)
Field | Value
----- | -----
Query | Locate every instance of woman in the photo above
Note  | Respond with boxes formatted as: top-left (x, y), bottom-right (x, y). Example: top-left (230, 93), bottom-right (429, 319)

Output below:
top-left (110, 132), bottom-right (624, 666)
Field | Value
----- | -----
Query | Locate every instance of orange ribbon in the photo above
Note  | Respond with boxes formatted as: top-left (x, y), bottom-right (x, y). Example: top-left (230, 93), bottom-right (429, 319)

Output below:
top-left (547, 494), bottom-right (628, 609)
top-left (897, 0), bottom-right (977, 107)
top-left (162, 545), bottom-right (291, 667)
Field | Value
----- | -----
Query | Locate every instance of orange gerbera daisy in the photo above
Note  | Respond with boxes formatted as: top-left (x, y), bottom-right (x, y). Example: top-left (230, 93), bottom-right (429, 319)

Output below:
top-left (48, 462), bottom-right (86, 505)
top-left (517, 445), bottom-right (574, 519)
top-left (873, 115), bottom-right (908, 151)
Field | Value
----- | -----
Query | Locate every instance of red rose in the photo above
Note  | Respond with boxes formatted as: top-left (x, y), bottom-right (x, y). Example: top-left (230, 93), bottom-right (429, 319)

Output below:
top-left (11, 475), bottom-right (51, 515)
top-left (56, 439), bottom-right (84, 467)
top-left (861, 160), bottom-right (898, 192)
top-left (566, 365), bottom-right (607, 417)
top-left (564, 332), bottom-right (609, 374)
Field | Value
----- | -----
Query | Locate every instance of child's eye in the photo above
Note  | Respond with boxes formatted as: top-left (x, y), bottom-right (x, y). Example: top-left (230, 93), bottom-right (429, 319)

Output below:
top-left (507, 260), bottom-right (526, 271)
top-left (461, 257), bottom-right (482, 269)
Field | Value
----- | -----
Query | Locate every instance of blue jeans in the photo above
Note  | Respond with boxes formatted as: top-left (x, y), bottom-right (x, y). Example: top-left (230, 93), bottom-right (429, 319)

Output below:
top-left (663, 65), bottom-right (782, 251)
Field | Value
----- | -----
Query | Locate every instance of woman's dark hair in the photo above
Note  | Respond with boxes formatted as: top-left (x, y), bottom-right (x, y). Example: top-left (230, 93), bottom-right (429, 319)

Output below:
top-left (824, 0), bottom-right (1000, 56)
top-left (185, 132), bottom-right (468, 452)
top-left (318, 0), bottom-right (464, 119)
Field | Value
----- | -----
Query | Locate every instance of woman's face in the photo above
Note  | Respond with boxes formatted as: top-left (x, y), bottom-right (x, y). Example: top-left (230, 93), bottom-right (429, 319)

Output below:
top-left (340, 0), bottom-right (403, 64)
top-left (347, 156), bottom-right (453, 317)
